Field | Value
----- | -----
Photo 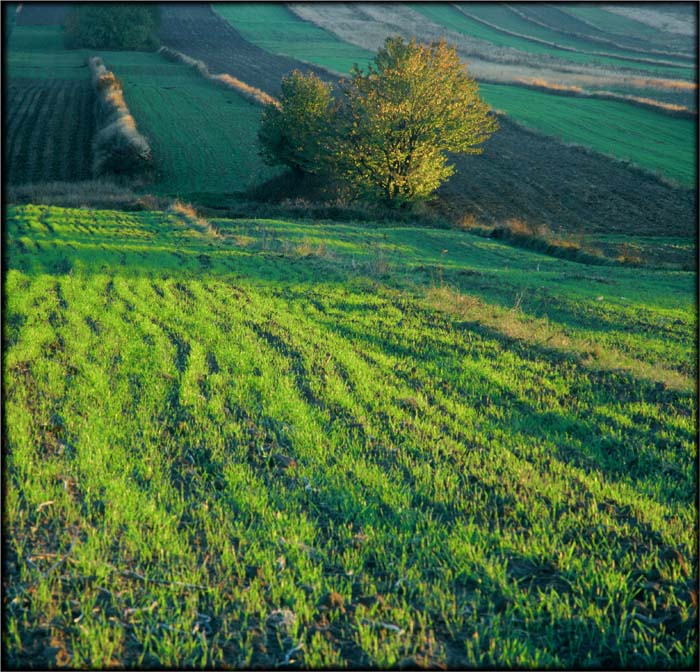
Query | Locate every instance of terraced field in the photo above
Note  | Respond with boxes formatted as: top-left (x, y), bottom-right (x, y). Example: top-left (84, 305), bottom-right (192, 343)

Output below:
top-left (516, 3), bottom-right (695, 56)
top-left (411, 3), bottom-right (694, 76)
top-left (479, 82), bottom-right (696, 185)
top-left (4, 26), bottom-right (98, 185)
top-left (5, 78), bottom-right (96, 184)
top-left (3, 204), bottom-right (697, 668)
top-left (213, 3), bottom-right (697, 190)
top-left (561, 3), bottom-right (695, 54)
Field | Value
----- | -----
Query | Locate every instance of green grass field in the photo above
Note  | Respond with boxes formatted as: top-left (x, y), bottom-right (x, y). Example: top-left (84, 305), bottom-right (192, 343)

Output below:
top-left (480, 83), bottom-right (696, 185)
top-left (5, 25), bottom-right (90, 79)
top-left (213, 3), bottom-right (375, 75)
top-left (4, 204), bottom-right (697, 668)
top-left (410, 3), bottom-right (694, 76)
top-left (99, 51), bottom-right (280, 196)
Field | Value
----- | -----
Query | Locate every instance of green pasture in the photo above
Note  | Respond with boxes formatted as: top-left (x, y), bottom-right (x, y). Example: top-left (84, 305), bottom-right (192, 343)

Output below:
top-left (408, 3), bottom-right (695, 78)
top-left (3, 204), bottom-right (697, 668)
top-left (6, 25), bottom-right (90, 79)
top-left (213, 3), bottom-right (375, 75)
top-left (481, 82), bottom-right (696, 185)
top-left (99, 51), bottom-right (279, 195)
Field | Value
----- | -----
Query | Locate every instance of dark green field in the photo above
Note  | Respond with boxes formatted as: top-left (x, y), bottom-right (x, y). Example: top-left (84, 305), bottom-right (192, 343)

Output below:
top-left (3, 204), bottom-right (697, 668)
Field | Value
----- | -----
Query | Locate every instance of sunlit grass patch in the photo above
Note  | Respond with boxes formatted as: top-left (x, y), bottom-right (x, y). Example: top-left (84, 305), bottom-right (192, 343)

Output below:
top-left (3, 205), bottom-right (696, 668)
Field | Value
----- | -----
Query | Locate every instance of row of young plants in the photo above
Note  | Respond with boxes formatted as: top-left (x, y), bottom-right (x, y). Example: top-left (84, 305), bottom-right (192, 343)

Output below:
top-left (3, 205), bottom-right (696, 667)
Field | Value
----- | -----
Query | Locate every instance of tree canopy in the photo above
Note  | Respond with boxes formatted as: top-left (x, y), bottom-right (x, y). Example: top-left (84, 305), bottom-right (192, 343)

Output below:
top-left (65, 3), bottom-right (160, 51)
top-left (258, 36), bottom-right (498, 207)
top-left (257, 70), bottom-right (332, 176)
top-left (334, 36), bottom-right (497, 205)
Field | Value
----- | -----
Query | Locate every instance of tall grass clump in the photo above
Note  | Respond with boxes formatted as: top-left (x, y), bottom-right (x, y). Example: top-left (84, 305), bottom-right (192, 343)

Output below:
top-left (158, 46), bottom-right (279, 107)
top-left (167, 199), bottom-right (220, 238)
top-left (89, 56), bottom-right (153, 178)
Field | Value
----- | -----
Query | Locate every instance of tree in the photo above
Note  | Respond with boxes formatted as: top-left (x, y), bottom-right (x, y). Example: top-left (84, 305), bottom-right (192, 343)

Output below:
top-left (258, 70), bottom-right (333, 176)
top-left (65, 3), bottom-right (160, 51)
top-left (332, 36), bottom-right (498, 206)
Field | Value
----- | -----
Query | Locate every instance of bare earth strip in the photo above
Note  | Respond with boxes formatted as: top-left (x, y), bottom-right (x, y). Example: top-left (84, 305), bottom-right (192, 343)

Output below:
top-left (157, 3), bottom-right (336, 95)
top-left (441, 117), bottom-right (696, 237)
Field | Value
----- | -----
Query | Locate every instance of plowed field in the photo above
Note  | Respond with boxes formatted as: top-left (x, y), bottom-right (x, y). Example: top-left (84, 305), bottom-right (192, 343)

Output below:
top-left (4, 78), bottom-right (96, 184)
top-left (442, 116), bottom-right (696, 236)
top-left (157, 3), bottom-right (334, 96)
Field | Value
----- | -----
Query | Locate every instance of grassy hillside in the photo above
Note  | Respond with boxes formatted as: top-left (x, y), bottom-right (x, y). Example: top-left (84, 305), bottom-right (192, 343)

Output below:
top-left (99, 51), bottom-right (279, 196)
top-left (4, 204), bottom-right (697, 668)
top-left (480, 83), bottom-right (696, 185)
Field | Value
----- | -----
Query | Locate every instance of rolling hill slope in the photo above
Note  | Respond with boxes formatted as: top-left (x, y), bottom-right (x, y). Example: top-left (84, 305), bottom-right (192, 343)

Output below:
top-left (4, 203), bottom-right (697, 668)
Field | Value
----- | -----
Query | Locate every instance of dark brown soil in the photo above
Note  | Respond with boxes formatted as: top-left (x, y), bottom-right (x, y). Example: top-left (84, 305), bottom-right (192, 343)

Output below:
top-left (157, 3), bottom-right (334, 96)
top-left (440, 116), bottom-right (696, 236)
top-left (5, 78), bottom-right (97, 184)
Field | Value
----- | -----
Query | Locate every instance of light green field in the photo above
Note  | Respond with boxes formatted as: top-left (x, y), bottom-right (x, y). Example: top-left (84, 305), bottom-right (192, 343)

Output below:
top-left (408, 3), bottom-right (695, 78)
top-left (4, 204), bottom-right (697, 668)
top-left (213, 3), bottom-right (375, 74)
top-left (481, 82), bottom-right (696, 185)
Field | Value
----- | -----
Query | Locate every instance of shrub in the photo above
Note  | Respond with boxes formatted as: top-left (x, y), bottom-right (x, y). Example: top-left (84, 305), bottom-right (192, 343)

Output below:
top-left (65, 3), bottom-right (160, 51)
top-left (89, 57), bottom-right (152, 178)
top-left (258, 70), bottom-right (333, 176)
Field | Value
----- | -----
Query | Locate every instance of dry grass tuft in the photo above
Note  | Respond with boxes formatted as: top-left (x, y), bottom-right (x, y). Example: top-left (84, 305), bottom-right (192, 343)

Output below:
top-left (514, 77), bottom-right (696, 117)
top-left (89, 57), bottom-right (153, 177)
top-left (158, 47), bottom-right (279, 108)
top-left (456, 216), bottom-right (630, 266)
top-left (167, 199), bottom-right (221, 238)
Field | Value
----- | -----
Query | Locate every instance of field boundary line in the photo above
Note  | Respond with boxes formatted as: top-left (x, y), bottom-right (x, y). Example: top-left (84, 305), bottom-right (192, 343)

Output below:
top-left (158, 46), bottom-right (279, 108)
top-left (452, 4), bottom-right (692, 69)
top-left (89, 56), bottom-right (153, 177)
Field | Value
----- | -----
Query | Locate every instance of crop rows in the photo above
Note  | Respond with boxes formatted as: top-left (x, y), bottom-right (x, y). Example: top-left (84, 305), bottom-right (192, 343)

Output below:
top-left (4, 78), bottom-right (96, 184)
top-left (3, 204), bottom-right (697, 668)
